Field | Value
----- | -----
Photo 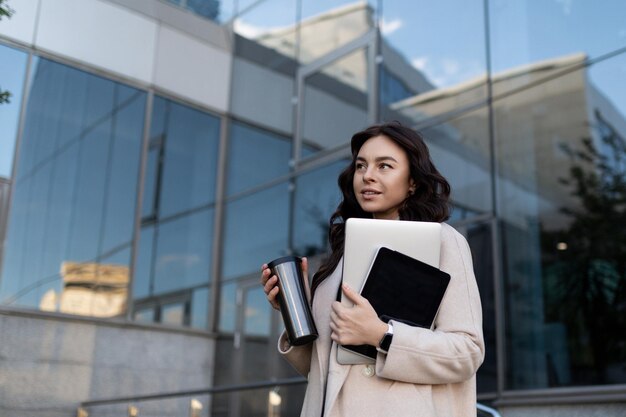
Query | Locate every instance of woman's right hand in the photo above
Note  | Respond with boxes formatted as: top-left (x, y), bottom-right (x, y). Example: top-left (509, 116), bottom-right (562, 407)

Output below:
top-left (261, 257), bottom-right (310, 311)
top-left (261, 263), bottom-right (281, 310)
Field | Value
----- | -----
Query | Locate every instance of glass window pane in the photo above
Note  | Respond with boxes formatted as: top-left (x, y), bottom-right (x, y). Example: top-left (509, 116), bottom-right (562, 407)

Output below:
top-left (420, 107), bottom-right (493, 215)
top-left (302, 47), bottom-right (370, 157)
top-left (233, 0), bottom-right (298, 62)
top-left (466, 222), bottom-right (497, 393)
top-left (158, 101), bottom-right (220, 217)
top-left (243, 287), bottom-right (271, 337)
top-left (293, 160), bottom-right (346, 256)
top-left (153, 208), bottom-right (214, 295)
top-left (134, 307), bottom-right (155, 323)
top-left (497, 56), bottom-right (626, 388)
top-left (299, 0), bottom-right (372, 65)
top-left (0, 44), bottom-right (28, 178)
top-left (101, 88), bottom-right (146, 253)
top-left (91, 247), bottom-right (131, 318)
top-left (0, 59), bottom-right (144, 315)
top-left (142, 147), bottom-right (159, 219)
top-left (489, 1), bottom-right (626, 78)
top-left (133, 226), bottom-right (155, 300)
top-left (380, 0), bottom-right (487, 125)
top-left (222, 182), bottom-right (290, 280)
top-left (66, 116), bottom-right (111, 262)
top-left (226, 122), bottom-right (291, 196)
top-left (191, 286), bottom-right (210, 329)
top-left (56, 248), bottom-right (130, 319)
top-left (219, 281), bottom-right (237, 333)
top-left (162, 302), bottom-right (185, 326)
top-left (40, 145), bottom-right (79, 280)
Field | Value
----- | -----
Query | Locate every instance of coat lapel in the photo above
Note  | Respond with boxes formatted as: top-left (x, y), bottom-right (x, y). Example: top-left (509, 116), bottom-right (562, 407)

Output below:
top-left (308, 257), bottom-right (351, 417)
top-left (322, 342), bottom-right (350, 415)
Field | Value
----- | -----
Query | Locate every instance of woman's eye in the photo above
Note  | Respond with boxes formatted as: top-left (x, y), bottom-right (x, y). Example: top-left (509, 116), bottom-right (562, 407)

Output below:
top-left (380, 163), bottom-right (391, 169)
top-left (355, 163), bottom-right (366, 170)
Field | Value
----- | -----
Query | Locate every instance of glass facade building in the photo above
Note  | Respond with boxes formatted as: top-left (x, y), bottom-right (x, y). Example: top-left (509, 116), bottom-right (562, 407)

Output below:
top-left (1, 0), bottom-right (625, 415)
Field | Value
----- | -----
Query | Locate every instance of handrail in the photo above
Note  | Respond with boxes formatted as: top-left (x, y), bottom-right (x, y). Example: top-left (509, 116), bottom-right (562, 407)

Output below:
top-left (477, 402), bottom-right (503, 417)
top-left (80, 376), bottom-right (307, 407)
top-left (81, 377), bottom-right (499, 417)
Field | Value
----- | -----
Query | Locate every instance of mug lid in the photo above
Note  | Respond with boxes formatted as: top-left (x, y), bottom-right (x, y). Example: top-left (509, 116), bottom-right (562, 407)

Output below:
top-left (267, 255), bottom-right (302, 269)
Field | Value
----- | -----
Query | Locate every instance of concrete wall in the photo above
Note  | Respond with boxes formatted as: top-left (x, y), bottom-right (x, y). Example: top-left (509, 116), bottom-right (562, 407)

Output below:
top-left (0, 309), bottom-right (215, 417)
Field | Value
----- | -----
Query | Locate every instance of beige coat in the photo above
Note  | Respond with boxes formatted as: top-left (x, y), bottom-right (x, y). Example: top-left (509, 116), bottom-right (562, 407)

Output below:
top-left (278, 223), bottom-right (485, 417)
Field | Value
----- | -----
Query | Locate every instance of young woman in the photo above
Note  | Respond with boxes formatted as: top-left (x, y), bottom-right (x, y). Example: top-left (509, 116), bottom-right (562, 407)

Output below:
top-left (260, 122), bottom-right (484, 417)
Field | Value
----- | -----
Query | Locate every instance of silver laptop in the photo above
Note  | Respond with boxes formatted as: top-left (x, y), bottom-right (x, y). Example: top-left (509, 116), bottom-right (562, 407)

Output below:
top-left (337, 218), bottom-right (441, 365)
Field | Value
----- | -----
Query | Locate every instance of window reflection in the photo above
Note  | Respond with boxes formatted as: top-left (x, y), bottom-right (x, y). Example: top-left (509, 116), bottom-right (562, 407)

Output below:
top-left (293, 160), bottom-right (346, 257)
top-left (191, 287), bottom-right (210, 329)
top-left (219, 281), bottom-right (237, 333)
top-left (226, 122), bottom-right (291, 196)
top-left (162, 302), bottom-right (186, 326)
top-left (222, 182), bottom-right (290, 280)
top-left (157, 99), bottom-right (220, 218)
top-left (496, 54), bottom-right (626, 388)
top-left (134, 95), bottom-right (220, 328)
top-left (153, 208), bottom-right (214, 295)
top-left (465, 222), bottom-right (497, 393)
top-left (0, 59), bottom-right (145, 316)
top-left (243, 287), bottom-right (271, 337)
top-left (420, 107), bottom-right (492, 215)
top-left (163, 0), bottom-right (221, 21)
top-left (0, 44), bottom-right (28, 178)
top-left (298, 0), bottom-right (373, 65)
top-left (302, 47), bottom-right (370, 156)
top-left (380, 0), bottom-right (488, 124)
top-left (233, 0), bottom-right (298, 61)
top-left (39, 248), bottom-right (131, 318)
top-left (133, 226), bottom-right (155, 299)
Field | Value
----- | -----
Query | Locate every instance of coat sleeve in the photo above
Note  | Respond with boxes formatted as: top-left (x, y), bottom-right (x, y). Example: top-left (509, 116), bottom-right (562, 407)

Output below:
top-left (375, 224), bottom-right (485, 385)
top-left (277, 330), bottom-right (313, 377)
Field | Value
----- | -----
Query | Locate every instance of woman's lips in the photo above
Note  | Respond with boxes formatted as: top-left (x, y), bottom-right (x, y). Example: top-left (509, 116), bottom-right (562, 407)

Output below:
top-left (360, 189), bottom-right (381, 199)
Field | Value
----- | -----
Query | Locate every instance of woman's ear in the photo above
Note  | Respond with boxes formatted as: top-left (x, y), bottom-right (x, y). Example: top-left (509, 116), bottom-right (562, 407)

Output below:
top-left (408, 179), bottom-right (417, 195)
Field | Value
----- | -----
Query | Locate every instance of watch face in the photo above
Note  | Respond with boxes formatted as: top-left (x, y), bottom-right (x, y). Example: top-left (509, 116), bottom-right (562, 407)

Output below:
top-left (381, 333), bottom-right (392, 351)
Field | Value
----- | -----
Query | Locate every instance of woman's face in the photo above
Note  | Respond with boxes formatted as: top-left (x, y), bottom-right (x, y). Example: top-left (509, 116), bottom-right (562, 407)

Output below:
top-left (353, 135), bottom-right (415, 220)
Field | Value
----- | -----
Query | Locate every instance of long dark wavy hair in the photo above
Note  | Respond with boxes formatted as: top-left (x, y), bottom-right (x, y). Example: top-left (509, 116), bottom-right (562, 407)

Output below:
top-left (310, 122), bottom-right (451, 298)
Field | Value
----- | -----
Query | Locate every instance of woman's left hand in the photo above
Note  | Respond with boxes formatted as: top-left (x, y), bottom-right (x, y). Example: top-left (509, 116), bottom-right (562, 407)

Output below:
top-left (330, 284), bottom-right (388, 346)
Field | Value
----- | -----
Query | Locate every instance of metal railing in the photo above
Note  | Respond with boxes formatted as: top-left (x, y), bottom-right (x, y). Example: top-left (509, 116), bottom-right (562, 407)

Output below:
top-left (477, 402), bottom-right (503, 417)
top-left (78, 377), bottom-right (501, 417)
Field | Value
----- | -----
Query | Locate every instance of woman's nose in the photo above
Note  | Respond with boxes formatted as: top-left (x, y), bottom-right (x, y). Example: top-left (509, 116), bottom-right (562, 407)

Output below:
top-left (362, 167), bottom-right (375, 182)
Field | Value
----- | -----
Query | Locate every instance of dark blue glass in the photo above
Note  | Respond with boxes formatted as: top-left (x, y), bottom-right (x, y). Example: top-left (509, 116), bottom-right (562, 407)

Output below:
top-left (152, 208), bottom-right (214, 295)
top-left (226, 122), bottom-right (291, 196)
top-left (133, 226), bottom-right (155, 300)
top-left (159, 101), bottom-right (220, 218)
top-left (292, 160), bottom-right (346, 256)
top-left (0, 58), bottom-right (146, 314)
top-left (222, 182), bottom-right (290, 280)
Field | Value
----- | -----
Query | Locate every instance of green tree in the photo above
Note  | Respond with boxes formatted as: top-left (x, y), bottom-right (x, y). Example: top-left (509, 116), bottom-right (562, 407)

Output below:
top-left (0, 0), bottom-right (14, 104)
top-left (542, 121), bottom-right (626, 384)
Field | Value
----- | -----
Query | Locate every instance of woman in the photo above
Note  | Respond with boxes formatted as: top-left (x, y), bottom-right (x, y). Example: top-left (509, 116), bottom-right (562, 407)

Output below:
top-left (261, 122), bottom-right (484, 417)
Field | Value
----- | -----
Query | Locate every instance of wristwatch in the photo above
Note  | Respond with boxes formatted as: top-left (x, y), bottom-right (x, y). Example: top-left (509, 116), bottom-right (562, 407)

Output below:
top-left (378, 322), bottom-right (394, 353)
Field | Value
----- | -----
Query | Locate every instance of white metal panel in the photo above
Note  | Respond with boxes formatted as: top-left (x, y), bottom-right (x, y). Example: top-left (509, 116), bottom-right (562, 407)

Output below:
top-left (0, 0), bottom-right (39, 45)
top-left (35, 0), bottom-right (157, 84)
top-left (153, 25), bottom-right (231, 112)
top-left (231, 58), bottom-right (293, 134)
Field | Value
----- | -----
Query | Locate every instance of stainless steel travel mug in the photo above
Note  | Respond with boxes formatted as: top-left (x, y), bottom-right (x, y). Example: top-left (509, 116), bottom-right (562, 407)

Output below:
top-left (268, 256), bottom-right (318, 346)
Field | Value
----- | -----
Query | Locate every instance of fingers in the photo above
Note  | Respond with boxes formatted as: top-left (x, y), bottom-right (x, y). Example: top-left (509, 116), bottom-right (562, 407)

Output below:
top-left (260, 264), bottom-right (271, 284)
top-left (260, 264), bottom-right (280, 310)
top-left (340, 283), bottom-right (365, 306)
